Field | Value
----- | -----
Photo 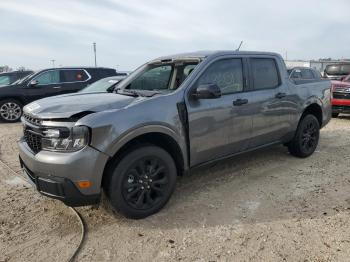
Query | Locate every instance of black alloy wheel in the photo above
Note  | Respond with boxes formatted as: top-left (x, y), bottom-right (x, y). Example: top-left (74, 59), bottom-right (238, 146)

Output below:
top-left (122, 156), bottom-right (170, 210)
top-left (107, 145), bottom-right (177, 219)
top-left (288, 114), bottom-right (320, 158)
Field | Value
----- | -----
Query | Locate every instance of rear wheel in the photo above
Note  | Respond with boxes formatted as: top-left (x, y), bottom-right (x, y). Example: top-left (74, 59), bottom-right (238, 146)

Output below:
top-left (0, 99), bottom-right (22, 123)
top-left (288, 114), bottom-right (320, 158)
top-left (332, 113), bottom-right (339, 118)
top-left (106, 145), bottom-right (177, 219)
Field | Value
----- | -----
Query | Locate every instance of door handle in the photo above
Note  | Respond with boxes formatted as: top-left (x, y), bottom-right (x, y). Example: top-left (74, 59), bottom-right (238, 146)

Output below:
top-left (233, 98), bottom-right (248, 106)
top-left (52, 86), bottom-right (61, 89)
top-left (275, 92), bottom-right (286, 99)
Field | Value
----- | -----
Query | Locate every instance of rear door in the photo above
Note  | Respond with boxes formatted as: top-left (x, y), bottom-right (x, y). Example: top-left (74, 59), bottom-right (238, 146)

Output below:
top-left (60, 69), bottom-right (91, 93)
top-left (246, 57), bottom-right (288, 148)
top-left (24, 69), bottom-right (64, 102)
top-left (186, 57), bottom-right (252, 166)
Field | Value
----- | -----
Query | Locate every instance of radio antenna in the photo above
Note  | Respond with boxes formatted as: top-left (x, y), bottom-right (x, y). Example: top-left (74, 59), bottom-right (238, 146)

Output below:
top-left (236, 41), bottom-right (243, 51)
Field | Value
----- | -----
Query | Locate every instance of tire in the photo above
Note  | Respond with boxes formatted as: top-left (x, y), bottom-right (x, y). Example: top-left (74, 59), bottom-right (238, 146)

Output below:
top-left (288, 114), bottom-right (320, 158)
top-left (332, 113), bottom-right (339, 118)
top-left (106, 145), bottom-right (177, 219)
top-left (0, 99), bottom-right (23, 123)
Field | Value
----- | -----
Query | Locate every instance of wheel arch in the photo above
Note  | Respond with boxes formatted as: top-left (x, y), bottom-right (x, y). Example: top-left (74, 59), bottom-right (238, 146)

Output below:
top-left (301, 102), bottom-right (323, 127)
top-left (101, 128), bottom-right (187, 190)
top-left (0, 96), bottom-right (25, 106)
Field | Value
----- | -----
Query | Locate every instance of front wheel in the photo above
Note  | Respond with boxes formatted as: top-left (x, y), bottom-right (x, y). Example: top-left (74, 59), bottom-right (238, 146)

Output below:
top-left (288, 114), bottom-right (320, 158)
top-left (106, 145), bottom-right (177, 219)
top-left (0, 99), bottom-right (23, 123)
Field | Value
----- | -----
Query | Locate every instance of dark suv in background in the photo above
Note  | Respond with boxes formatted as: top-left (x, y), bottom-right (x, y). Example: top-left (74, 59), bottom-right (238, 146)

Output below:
top-left (0, 67), bottom-right (117, 122)
top-left (0, 70), bottom-right (33, 86)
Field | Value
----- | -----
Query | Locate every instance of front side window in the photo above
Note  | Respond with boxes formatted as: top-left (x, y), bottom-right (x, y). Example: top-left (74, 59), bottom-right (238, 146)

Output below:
top-left (0, 76), bottom-right (10, 86)
top-left (34, 70), bottom-right (60, 85)
top-left (251, 58), bottom-right (279, 90)
top-left (197, 59), bottom-right (243, 95)
top-left (128, 65), bottom-right (173, 90)
top-left (62, 70), bottom-right (89, 82)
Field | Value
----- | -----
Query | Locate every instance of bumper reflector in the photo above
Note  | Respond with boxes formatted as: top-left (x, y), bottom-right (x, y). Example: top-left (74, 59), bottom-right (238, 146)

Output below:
top-left (77, 181), bottom-right (92, 189)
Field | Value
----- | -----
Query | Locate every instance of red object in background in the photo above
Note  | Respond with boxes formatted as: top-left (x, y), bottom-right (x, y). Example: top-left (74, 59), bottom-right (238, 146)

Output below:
top-left (331, 75), bottom-right (350, 114)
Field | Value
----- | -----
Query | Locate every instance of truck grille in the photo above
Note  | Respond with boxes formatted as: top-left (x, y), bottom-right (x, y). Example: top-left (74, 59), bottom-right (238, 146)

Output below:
top-left (333, 92), bottom-right (350, 100)
top-left (24, 129), bottom-right (42, 154)
top-left (23, 113), bottom-right (42, 126)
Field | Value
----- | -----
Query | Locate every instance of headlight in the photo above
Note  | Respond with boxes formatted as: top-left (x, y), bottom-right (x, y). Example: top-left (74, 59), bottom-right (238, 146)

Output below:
top-left (41, 126), bottom-right (90, 152)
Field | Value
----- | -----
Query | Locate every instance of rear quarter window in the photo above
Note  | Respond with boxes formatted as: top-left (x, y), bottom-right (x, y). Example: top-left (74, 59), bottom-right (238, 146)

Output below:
top-left (61, 70), bottom-right (89, 82)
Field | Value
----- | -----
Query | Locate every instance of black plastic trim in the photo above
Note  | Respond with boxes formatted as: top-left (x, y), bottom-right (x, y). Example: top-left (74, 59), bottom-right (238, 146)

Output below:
top-left (19, 157), bottom-right (100, 207)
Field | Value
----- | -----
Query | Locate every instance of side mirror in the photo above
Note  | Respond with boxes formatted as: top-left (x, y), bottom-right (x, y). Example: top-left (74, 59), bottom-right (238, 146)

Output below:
top-left (29, 80), bottom-right (39, 87)
top-left (193, 84), bottom-right (221, 99)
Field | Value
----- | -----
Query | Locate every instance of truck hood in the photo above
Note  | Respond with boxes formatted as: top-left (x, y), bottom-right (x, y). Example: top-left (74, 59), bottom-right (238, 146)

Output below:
top-left (23, 92), bottom-right (142, 119)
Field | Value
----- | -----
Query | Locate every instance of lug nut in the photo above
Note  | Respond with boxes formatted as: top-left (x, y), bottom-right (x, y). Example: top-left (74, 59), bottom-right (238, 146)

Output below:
top-left (149, 179), bottom-right (152, 182)
top-left (147, 186), bottom-right (150, 189)
top-left (141, 186), bottom-right (144, 190)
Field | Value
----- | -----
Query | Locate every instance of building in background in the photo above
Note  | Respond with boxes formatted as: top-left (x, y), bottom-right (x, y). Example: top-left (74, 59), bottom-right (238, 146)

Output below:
top-left (284, 60), bottom-right (310, 68)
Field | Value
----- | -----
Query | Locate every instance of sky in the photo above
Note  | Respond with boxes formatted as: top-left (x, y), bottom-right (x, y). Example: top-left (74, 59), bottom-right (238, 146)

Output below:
top-left (0, 0), bottom-right (349, 71)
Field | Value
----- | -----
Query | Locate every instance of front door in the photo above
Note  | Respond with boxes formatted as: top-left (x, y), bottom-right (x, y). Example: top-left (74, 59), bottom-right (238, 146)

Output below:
top-left (24, 69), bottom-right (64, 103)
top-left (186, 57), bottom-right (252, 166)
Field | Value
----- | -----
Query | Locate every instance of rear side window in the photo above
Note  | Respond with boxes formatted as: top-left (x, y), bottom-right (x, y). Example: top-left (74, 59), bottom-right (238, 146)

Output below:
top-left (291, 70), bottom-right (302, 79)
top-left (300, 69), bottom-right (314, 79)
top-left (34, 70), bottom-right (60, 85)
top-left (250, 58), bottom-right (279, 90)
top-left (197, 58), bottom-right (243, 95)
top-left (61, 70), bottom-right (89, 82)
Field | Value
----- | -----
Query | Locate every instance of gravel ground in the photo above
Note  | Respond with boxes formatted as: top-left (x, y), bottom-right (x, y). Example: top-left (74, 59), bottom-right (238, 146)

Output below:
top-left (1, 117), bottom-right (350, 262)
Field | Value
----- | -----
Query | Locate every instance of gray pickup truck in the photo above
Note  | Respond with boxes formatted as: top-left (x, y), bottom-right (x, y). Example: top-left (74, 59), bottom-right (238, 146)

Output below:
top-left (18, 51), bottom-right (331, 218)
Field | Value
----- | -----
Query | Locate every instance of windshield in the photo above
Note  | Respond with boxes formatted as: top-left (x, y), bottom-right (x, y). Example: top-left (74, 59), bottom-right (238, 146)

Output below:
top-left (325, 64), bottom-right (350, 75)
top-left (11, 72), bottom-right (36, 85)
top-left (118, 60), bottom-right (199, 94)
top-left (81, 77), bottom-right (124, 93)
top-left (0, 75), bottom-right (10, 86)
top-left (344, 75), bottom-right (350, 82)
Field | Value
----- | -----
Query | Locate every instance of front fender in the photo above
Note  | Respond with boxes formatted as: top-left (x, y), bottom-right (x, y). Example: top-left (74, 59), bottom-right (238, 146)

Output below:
top-left (105, 123), bottom-right (186, 157)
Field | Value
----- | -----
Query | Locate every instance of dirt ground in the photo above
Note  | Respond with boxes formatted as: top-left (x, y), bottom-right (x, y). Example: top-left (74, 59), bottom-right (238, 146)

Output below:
top-left (1, 117), bottom-right (350, 262)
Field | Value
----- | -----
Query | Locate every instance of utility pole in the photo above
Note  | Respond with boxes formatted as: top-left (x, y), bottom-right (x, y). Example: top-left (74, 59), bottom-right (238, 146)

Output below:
top-left (51, 59), bottom-right (56, 68)
top-left (285, 51), bottom-right (288, 61)
top-left (93, 42), bottom-right (97, 67)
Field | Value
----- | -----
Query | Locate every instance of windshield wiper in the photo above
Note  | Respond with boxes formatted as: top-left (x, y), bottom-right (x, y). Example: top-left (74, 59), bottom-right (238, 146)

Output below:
top-left (115, 88), bottom-right (140, 97)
